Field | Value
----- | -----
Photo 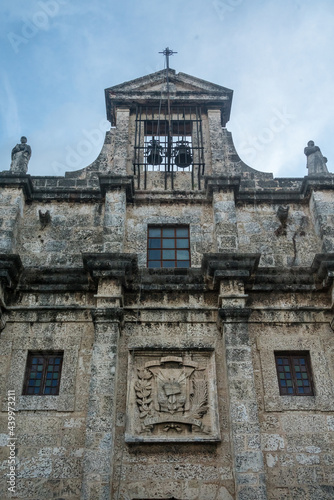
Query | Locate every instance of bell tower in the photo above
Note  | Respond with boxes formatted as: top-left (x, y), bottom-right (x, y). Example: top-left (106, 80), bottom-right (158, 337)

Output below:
top-left (104, 52), bottom-right (233, 190)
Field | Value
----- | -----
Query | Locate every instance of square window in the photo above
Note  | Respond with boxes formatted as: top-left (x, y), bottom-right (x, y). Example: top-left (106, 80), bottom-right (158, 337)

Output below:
top-left (147, 226), bottom-right (190, 268)
top-left (23, 352), bottom-right (63, 396)
top-left (275, 352), bottom-right (314, 396)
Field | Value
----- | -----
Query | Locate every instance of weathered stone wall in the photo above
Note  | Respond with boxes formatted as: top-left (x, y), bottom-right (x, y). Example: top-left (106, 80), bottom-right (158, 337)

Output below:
top-left (250, 312), bottom-right (334, 500)
top-left (237, 202), bottom-right (321, 267)
top-left (17, 201), bottom-right (104, 267)
top-left (126, 198), bottom-right (214, 267)
top-left (0, 310), bottom-right (94, 499)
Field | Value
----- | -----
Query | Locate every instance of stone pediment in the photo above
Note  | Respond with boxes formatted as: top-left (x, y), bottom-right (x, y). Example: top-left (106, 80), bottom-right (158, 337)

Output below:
top-left (105, 69), bottom-right (233, 125)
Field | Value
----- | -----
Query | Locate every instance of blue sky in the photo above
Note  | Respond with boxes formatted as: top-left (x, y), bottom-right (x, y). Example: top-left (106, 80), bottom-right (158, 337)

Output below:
top-left (1, 0), bottom-right (334, 178)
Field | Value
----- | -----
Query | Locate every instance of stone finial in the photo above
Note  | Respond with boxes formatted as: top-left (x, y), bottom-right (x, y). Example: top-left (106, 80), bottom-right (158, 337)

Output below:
top-left (304, 140), bottom-right (329, 176)
top-left (10, 136), bottom-right (31, 174)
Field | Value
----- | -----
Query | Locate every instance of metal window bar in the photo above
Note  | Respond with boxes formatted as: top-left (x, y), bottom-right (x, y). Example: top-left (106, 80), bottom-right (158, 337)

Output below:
top-left (134, 105), bottom-right (205, 190)
top-left (147, 226), bottom-right (191, 268)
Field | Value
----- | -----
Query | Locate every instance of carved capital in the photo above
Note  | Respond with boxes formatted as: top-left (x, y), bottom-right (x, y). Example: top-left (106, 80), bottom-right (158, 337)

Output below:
top-left (83, 253), bottom-right (137, 288)
top-left (98, 175), bottom-right (134, 201)
top-left (219, 308), bottom-right (252, 322)
top-left (202, 253), bottom-right (260, 289)
top-left (91, 307), bottom-right (124, 323)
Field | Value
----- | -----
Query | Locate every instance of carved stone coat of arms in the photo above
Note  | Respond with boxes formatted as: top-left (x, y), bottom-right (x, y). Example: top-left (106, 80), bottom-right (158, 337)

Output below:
top-left (125, 351), bottom-right (220, 442)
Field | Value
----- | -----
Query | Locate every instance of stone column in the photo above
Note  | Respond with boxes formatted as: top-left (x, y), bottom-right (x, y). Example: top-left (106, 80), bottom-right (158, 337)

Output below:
top-left (81, 306), bottom-right (122, 500)
top-left (213, 189), bottom-right (239, 252)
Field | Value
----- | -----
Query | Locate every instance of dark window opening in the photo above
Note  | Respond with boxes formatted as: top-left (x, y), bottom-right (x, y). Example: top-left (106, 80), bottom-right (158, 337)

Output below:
top-left (275, 351), bottom-right (314, 396)
top-left (147, 226), bottom-right (190, 269)
top-left (23, 351), bottom-right (63, 395)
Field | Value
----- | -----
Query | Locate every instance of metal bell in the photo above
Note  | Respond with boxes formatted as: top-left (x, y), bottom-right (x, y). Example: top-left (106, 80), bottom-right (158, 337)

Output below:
top-left (173, 141), bottom-right (193, 168)
top-left (146, 139), bottom-right (163, 165)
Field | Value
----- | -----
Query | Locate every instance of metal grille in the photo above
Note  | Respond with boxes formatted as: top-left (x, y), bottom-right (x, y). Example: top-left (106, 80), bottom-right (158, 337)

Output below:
top-left (147, 226), bottom-right (190, 268)
top-left (134, 105), bottom-right (205, 190)
top-left (275, 351), bottom-right (314, 396)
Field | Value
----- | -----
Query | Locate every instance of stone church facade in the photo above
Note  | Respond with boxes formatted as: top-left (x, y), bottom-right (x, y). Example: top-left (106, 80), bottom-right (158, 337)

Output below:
top-left (0, 69), bottom-right (334, 500)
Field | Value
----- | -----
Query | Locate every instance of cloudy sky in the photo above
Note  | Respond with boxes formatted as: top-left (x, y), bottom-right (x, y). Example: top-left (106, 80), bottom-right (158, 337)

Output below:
top-left (1, 0), bottom-right (333, 178)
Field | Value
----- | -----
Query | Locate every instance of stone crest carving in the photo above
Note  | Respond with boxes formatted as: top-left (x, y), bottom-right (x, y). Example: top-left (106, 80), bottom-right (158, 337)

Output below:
top-left (126, 351), bottom-right (220, 442)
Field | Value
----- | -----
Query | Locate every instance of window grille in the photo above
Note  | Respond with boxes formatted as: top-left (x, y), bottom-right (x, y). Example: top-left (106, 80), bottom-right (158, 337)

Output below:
top-left (23, 351), bottom-right (63, 395)
top-left (134, 106), bottom-right (205, 190)
top-left (147, 226), bottom-right (190, 268)
top-left (275, 351), bottom-right (314, 396)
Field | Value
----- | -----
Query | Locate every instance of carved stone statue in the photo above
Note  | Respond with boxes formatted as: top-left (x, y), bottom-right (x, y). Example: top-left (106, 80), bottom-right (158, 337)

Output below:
top-left (10, 136), bottom-right (31, 174)
top-left (304, 140), bottom-right (328, 176)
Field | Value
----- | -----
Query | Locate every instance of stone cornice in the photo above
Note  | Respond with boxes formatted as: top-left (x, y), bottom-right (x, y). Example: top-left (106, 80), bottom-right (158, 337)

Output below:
top-left (82, 253), bottom-right (138, 286)
top-left (98, 175), bottom-right (134, 201)
top-left (0, 173), bottom-right (33, 200)
top-left (17, 267), bottom-right (95, 292)
top-left (202, 253), bottom-right (261, 289)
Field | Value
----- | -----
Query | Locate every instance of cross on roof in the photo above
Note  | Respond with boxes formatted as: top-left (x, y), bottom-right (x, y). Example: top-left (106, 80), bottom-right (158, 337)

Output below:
top-left (159, 47), bottom-right (177, 71)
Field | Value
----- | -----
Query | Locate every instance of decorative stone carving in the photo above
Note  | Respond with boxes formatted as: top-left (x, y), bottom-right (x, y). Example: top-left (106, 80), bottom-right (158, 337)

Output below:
top-left (304, 140), bottom-right (329, 176)
top-left (39, 210), bottom-right (51, 229)
top-left (10, 136), bottom-right (31, 174)
top-left (126, 350), bottom-right (220, 442)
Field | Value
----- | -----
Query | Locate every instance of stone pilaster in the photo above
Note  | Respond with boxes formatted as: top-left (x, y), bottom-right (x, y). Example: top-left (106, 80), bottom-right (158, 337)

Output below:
top-left (309, 188), bottom-right (334, 252)
top-left (81, 307), bottom-right (123, 500)
top-left (103, 189), bottom-right (126, 252)
top-left (82, 254), bottom-right (137, 499)
top-left (99, 176), bottom-right (134, 253)
top-left (208, 109), bottom-right (225, 175)
top-left (213, 189), bottom-right (239, 252)
top-left (112, 107), bottom-right (130, 175)
top-left (220, 304), bottom-right (267, 500)
top-left (203, 253), bottom-right (266, 499)
top-left (0, 254), bottom-right (22, 333)
top-left (0, 174), bottom-right (32, 253)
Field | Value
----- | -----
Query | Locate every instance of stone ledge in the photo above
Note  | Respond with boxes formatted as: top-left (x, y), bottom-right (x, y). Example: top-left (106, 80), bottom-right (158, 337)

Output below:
top-left (83, 252), bottom-right (138, 286)
top-left (202, 253), bottom-right (261, 289)
top-left (98, 175), bottom-right (134, 201)
top-left (0, 172), bottom-right (33, 200)
top-left (17, 267), bottom-right (95, 292)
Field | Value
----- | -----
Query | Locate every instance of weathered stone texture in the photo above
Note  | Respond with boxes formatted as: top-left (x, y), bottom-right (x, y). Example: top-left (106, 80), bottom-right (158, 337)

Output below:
top-left (1, 69), bottom-right (334, 499)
